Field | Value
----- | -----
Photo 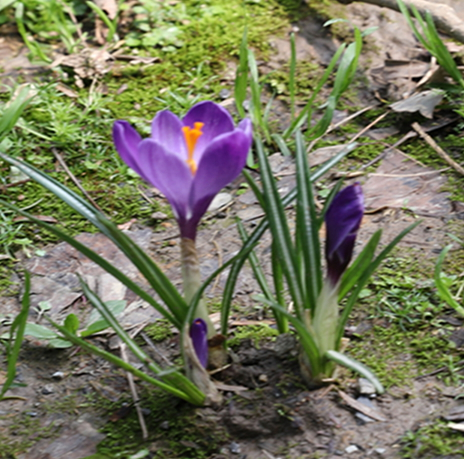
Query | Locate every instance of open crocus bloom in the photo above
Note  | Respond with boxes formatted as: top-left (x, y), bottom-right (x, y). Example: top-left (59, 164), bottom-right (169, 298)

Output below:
top-left (113, 101), bottom-right (253, 240)
top-left (325, 183), bottom-right (364, 286)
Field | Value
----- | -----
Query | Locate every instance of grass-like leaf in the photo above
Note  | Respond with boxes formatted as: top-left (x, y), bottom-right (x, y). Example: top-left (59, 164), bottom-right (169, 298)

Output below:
top-left (339, 230), bottom-right (381, 301)
top-left (256, 136), bottom-right (304, 317)
top-left (397, 0), bottom-right (464, 89)
top-left (77, 277), bottom-right (205, 404)
top-left (289, 32), bottom-right (296, 121)
top-left (325, 350), bottom-right (385, 394)
top-left (234, 27), bottom-right (248, 119)
top-left (0, 198), bottom-right (181, 327)
top-left (0, 86), bottom-right (33, 141)
top-left (295, 130), bottom-right (321, 311)
top-left (0, 153), bottom-right (188, 324)
top-left (259, 296), bottom-right (321, 376)
top-left (337, 220), bottom-right (421, 344)
top-left (283, 44), bottom-right (346, 139)
top-left (49, 316), bottom-right (204, 404)
top-left (191, 142), bottom-right (358, 336)
top-left (434, 244), bottom-right (464, 317)
top-left (0, 272), bottom-right (30, 400)
top-left (237, 220), bottom-right (274, 302)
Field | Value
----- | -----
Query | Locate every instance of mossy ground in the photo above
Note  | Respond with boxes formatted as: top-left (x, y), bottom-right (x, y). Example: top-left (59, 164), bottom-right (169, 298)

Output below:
top-left (97, 389), bottom-right (227, 459)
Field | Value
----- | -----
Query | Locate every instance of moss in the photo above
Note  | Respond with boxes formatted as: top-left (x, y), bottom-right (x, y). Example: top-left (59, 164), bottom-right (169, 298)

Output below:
top-left (401, 420), bottom-right (464, 458)
top-left (400, 135), bottom-right (464, 202)
top-left (106, 0), bottom-right (290, 121)
top-left (144, 319), bottom-right (173, 343)
top-left (97, 388), bottom-right (228, 458)
top-left (0, 412), bottom-right (60, 458)
top-left (228, 323), bottom-right (279, 349)
top-left (345, 252), bottom-right (462, 389)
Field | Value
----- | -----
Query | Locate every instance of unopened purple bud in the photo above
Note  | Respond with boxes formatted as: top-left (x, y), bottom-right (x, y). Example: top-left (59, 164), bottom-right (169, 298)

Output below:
top-left (189, 318), bottom-right (208, 368)
top-left (325, 183), bottom-right (364, 285)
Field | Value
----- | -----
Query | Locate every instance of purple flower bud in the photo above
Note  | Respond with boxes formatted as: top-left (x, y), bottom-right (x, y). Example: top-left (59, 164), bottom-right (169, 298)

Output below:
top-left (325, 183), bottom-right (364, 285)
top-left (189, 318), bottom-right (208, 368)
top-left (113, 101), bottom-right (252, 241)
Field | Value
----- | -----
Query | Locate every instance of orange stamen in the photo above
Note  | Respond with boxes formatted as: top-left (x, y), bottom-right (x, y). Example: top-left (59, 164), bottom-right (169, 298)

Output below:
top-left (182, 122), bottom-right (204, 175)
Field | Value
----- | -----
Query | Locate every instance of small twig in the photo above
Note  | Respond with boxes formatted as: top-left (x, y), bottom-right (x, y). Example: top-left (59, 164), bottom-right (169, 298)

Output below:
top-left (349, 112), bottom-right (389, 143)
top-left (141, 332), bottom-right (172, 366)
top-left (327, 104), bottom-right (379, 134)
top-left (58, 0), bottom-right (87, 46)
top-left (19, 198), bottom-right (44, 212)
top-left (416, 359), bottom-right (464, 380)
top-left (412, 122), bottom-right (464, 176)
top-left (138, 186), bottom-right (154, 205)
top-left (120, 343), bottom-right (148, 440)
top-left (0, 179), bottom-right (30, 192)
top-left (370, 167), bottom-right (450, 178)
top-left (51, 148), bottom-right (104, 212)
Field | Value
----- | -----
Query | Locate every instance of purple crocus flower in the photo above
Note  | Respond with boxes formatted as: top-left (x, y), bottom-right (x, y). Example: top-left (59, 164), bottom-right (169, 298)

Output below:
top-left (325, 183), bottom-right (364, 285)
top-left (113, 101), bottom-right (252, 240)
top-left (189, 318), bottom-right (208, 368)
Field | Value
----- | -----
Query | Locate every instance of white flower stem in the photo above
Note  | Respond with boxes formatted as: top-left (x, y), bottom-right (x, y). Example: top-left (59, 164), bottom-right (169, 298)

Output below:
top-left (312, 279), bottom-right (339, 359)
top-left (180, 237), bottom-right (215, 338)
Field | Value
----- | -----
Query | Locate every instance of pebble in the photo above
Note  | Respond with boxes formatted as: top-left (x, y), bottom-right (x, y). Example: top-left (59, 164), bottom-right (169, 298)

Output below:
top-left (375, 448), bottom-right (387, 455)
top-left (41, 384), bottom-right (55, 395)
top-left (345, 445), bottom-right (359, 454)
top-left (230, 441), bottom-right (241, 454)
top-left (51, 371), bottom-right (65, 380)
top-left (258, 374), bottom-right (268, 383)
top-left (25, 412), bottom-right (38, 417)
top-left (160, 421), bottom-right (169, 430)
top-left (207, 192), bottom-right (232, 212)
top-left (355, 396), bottom-right (377, 423)
top-left (151, 211), bottom-right (168, 221)
top-left (219, 89), bottom-right (231, 100)
top-left (358, 377), bottom-right (376, 396)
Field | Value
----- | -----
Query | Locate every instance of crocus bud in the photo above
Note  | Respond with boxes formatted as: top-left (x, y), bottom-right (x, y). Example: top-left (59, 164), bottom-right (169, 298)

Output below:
top-left (325, 183), bottom-right (364, 285)
top-left (189, 318), bottom-right (208, 368)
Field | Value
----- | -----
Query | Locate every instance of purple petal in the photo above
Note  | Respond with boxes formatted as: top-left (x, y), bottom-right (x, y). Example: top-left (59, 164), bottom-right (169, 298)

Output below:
top-left (182, 101), bottom-right (235, 161)
top-left (238, 118), bottom-right (252, 138)
top-left (150, 110), bottom-right (186, 159)
top-left (189, 129), bottom-right (251, 228)
top-left (325, 183), bottom-right (364, 285)
top-left (137, 139), bottom-right (193, 220)
top-left (113, 121), bottom-right (144, 176)
top-left (190, 318), bottom-right (208, 368)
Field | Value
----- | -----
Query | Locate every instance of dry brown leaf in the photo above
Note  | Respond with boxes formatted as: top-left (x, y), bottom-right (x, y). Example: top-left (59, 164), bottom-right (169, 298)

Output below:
top-left (56, 83), bottom-right (79, 98)
top-left (13, 215), bottom-right (58, 223)
top-left (94, 0), bottom-right (118, 19)
top-left (117, 218), bottom-right (136, 231)
top-left (214, 382), bottom-right (249, 392)
top-left (338, 390), bottom-right (387, 422)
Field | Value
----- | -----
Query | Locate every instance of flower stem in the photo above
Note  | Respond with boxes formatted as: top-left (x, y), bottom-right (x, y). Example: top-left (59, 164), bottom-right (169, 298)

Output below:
top-left (180, 237), bottom-right (215, 338)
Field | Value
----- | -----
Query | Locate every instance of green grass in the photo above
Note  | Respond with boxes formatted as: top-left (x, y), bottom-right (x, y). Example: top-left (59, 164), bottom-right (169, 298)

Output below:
top-left (401, 421), bottom-right (464, 458)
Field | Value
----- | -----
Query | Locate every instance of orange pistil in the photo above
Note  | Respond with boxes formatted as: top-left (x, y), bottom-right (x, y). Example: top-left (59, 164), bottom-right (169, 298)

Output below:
top-left (182, 122), bottom-right (204, 175)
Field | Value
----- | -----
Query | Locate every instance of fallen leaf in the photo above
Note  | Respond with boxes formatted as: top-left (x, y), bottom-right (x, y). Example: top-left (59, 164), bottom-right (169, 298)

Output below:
top-left (13, 215), bottom-right (58, 223)
top-left (94, 0), bottom-right (118, 19)
top-left (448, 422), bottom-right (464, 432)
top-left (214, 382), bottom-right (249, 392)
top-left (56, 83), bottom-right (79, 98)
top-left (390, 89), bottom-right (444, 119)
top-left (117, 218), bottom-right (136, 231)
